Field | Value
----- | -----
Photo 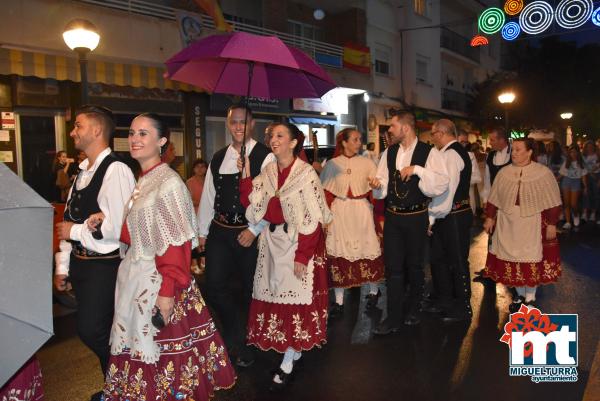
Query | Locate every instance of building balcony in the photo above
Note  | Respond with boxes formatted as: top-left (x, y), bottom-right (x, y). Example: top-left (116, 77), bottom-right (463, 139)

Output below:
top-left (440, 27), bottom-right (479, 64)
top-left (441, 88), bottom-right (471, 113)
top-left (78, 0), bottom-right (344, 68)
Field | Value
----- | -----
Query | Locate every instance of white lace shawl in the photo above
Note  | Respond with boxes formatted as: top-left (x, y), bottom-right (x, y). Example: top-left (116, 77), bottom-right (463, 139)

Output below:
top-left (488, 162), bottom-right (562, 217)
top-left (125, 164), bottom-right (199, 260)
top-left (246, 159), bottom-right (332, 235)
top-left (320, 155), bottom-right (376, 198)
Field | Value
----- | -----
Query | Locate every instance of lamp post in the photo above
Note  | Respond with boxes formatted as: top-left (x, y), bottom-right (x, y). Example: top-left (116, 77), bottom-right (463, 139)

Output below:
top-left (561, 112), bottom-right (573, 146)
top-left (498, 91), bottom-right (515, 132)
top-left (63, 19), bottom-right (100, 105)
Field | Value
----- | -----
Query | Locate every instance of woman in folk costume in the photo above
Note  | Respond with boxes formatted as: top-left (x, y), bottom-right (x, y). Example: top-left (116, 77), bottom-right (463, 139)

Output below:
top-left (320, 129), bottom-right (384, 318)
top-left (481, 138), bottom-right (562, 313)
top-left (238, 123), bottom-right (332, 390)
top-left (91, 113), bottom-right (235, 401)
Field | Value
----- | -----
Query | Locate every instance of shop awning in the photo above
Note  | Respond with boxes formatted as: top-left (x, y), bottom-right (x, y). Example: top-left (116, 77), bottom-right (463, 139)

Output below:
top-left (0, 48), bottom-right (198, 92)
top-left (289, 116), bottom-right (338, 126)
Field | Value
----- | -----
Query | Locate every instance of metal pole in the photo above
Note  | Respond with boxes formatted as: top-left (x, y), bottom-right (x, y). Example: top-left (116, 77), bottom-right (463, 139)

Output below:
top-left (240, 61), bottom-right (254, 175)
top-left (77, 49), bottom-right (89, 105)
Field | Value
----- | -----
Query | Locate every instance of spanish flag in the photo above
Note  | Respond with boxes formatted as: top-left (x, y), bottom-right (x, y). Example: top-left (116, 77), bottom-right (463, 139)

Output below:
top-left (194, 0), bottom-right (233, 32)
top-left (343, 43), bottom-right (371, 74)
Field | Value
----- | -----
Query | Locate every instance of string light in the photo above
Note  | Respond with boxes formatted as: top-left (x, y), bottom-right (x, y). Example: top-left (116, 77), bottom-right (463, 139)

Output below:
top-left (502, 22), bottom-right (521, 40)
top-left (504, 0), bottom-right (524, 16)
top-left (593, 7), bottom-right (600, 26)
top-left (470, 35), bottom-right (489, 47)
top-left (519, 1), bottom-right (554, 35)
top-left (555, 0), bottom-right (593, 29)
top-left (479, 7), bottom-right (506, 34)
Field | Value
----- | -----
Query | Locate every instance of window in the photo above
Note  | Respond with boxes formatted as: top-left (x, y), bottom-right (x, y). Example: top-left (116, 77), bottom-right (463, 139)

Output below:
top-left (287, 20), bottom-right (323, 42)
top-left (414, 0), bottom-right (428, 17)
top-left (416, 55), bottom-right (430, 84)
top-left (374, 44), bottom-right (392, 76)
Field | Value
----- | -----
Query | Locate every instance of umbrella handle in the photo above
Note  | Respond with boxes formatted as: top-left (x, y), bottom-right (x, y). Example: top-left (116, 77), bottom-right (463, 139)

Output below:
top-left (240, 61), bottom-right (255, 175)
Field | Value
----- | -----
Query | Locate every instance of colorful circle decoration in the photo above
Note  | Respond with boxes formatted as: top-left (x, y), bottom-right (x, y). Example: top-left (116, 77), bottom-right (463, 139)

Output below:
top-left (504, 0), bottom-right (524, 16)
top-left (501, 22), bottom-right (521, 40)
top-left (593, 8), bottom-right (600, 27)
top-left (479, 7), bottom-right (506, 34)
top-left (519, 1), bottom-right (554, 35)
top-left (555, 0), bottom-right (593, 29)
top-left (470, 35), bottom-right (489, 47)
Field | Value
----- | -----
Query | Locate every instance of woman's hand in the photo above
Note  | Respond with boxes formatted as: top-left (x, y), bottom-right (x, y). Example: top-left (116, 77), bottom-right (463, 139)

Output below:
top-left (546, 225), bottom-right (557, 241)
top-left (236, 155), bottom-right (251, 178)
top-left (156, 295), bottom-right (175, 324)
top-left (483, 217), bottom-right (495, 234)
top-left (87, 212), bottom-right (105, 232)
top-left (294, 262), bottom-right (307, 280)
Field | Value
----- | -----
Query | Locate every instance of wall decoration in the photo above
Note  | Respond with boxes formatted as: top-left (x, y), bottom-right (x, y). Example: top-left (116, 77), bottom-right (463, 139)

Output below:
top-left (519, 1), bottom-right (554, 34)
top-left (502, 21), bottom-right (521, 40)
top-left (479, 7), bottom-right (506, 34)
top-left (504, 0), bottom-right (524, 16)
top-left (555, 0), bottom-right (594, 29)
top-left (592, 7), bottom-right (600, 26)
top-left (470, 35), bottom-right (490, 47)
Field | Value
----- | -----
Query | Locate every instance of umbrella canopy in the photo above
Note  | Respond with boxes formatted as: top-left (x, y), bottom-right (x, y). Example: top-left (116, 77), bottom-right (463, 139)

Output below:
top-left (0, 163), bottom-right (53, 386)
top-left (164, 31), bottom-right (337, 99)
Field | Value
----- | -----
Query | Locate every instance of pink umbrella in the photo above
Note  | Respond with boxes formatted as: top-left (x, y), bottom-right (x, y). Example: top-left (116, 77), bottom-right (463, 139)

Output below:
top-left (164, 32), bottom-right (338, 164)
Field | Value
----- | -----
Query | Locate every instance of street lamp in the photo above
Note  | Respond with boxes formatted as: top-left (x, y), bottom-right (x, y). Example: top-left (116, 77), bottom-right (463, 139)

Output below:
top-left (63, 19), bottom-right (100, 105)
top-left (561, 112), bottom-right (573, 145)
top-left (498, 91), bottom-right (515, 132)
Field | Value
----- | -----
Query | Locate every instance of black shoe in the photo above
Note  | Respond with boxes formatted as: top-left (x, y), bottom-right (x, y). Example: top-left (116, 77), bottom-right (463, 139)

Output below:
top-left (404, 314), bottom-right (421, 326)
top-left (423, 304), bottom-right (444, 314)
top-left (236, 347), bottom-right (255, 368)
top-left (509, 296), bottom-right (526, 314)
top-left (372, 318), bottom-right (401, 336)
top-left (441, 312), bottom-right (472, 324)
top-left (90, 391), bottom-right (104, 401)
top-left (365, 291), bottom-right (381, 310)
top-left (328, 303), bottom-right (344, 320)
top-left (269, 368), bottom-right (293, 392)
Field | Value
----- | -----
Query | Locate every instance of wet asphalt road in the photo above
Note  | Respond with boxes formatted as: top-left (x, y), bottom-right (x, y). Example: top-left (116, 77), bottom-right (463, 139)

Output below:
top-left (40, 221), bottom-right (600, 401)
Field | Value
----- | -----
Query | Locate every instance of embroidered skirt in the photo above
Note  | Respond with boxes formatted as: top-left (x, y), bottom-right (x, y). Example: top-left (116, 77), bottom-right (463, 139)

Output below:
top-left (483, 219), bottom-right (561, 287)
top-left (0, 357), bottom-right (44, 401)
top-left (246, 240), bottom-right (328, 353)
top-left (103, 283), bottom-right (236, 401)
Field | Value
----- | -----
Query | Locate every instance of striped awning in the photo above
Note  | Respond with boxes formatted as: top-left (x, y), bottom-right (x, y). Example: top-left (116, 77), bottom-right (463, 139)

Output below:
top-left (0, 48), bottom-right (199, 92)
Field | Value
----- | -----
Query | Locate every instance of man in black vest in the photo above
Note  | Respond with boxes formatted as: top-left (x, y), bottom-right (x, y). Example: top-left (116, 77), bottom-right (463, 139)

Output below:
top-left (425, 119), bottom-right (473, 322)
top-left (54, 106), bottom-right (135, 401)
top-left (369, 112), bottom-right (449, 335)
top-left (474, 126), bottom-right (511, 281)
top-left (197, 105), bottom-right (273, 367)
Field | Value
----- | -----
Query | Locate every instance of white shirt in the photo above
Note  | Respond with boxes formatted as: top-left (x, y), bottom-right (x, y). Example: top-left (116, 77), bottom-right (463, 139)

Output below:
top-left (469, 151), bottom-right (482, 185)
top-left (55, 148), bottom-right (136, 275)
top-left (481, 144), bottom-right (510, 204)
top-left (198, 139), bottom-right (275, 237)
top-left (429, 140), bottom-right (465, 225)
top-left (373, 139), bottom-right (449, 222)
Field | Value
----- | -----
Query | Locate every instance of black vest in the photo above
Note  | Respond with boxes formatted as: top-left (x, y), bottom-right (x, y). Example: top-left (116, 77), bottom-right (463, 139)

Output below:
top-left (445, 141), bottom-right (471, 205)
top-left (211, 142), bottom-right (270, 217)
top-left (486, 144), bottom-right (511, 185)
top-left (64, 153), bottom-right (119, 254)
top-left (386, 141), bottom-right (432, 210)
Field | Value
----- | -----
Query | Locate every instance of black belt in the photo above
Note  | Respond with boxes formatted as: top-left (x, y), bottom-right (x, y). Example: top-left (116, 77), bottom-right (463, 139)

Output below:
top-left (386, 202), bottom-right (428, 215)
top-left (71, 242), bottom-right (120, 260)
top-left (451, 199), bottom-right (471, 213)
top-left (214, 211), bottom-right (248, 227)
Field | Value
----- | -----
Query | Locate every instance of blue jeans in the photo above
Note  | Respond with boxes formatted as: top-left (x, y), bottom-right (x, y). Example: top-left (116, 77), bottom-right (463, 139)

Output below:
top-left (582, 173), bottom-right (599, 211)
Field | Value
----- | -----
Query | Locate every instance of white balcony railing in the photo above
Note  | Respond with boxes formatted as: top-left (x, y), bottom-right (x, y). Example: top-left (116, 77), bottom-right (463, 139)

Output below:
top-left (79, 0), bottom-right (343, 62)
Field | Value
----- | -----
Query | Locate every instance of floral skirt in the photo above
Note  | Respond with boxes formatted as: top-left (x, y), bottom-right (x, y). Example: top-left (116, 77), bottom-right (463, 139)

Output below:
top-left (103, 283), bottom-right (236, 401)
top-left (0, 357), bottom-right (44, 401)
top-left (327, 255), bottom-right (384, 288)
top-left (247, 241), bottom-right (328, 354)
top-left (483, 219), bottom-right (561, 287)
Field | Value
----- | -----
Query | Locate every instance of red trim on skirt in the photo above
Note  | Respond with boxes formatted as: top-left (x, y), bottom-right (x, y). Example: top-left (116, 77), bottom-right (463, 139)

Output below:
top-left (327, 255), bottom-right (384, 288)
top-left (246, 242), bottom-right (329, 354)
top-left (103, 283), bottom-right (236, 401)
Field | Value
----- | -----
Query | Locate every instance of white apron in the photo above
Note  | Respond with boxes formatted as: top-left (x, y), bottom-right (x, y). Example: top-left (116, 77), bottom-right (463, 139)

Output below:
top-left (491, 204), bottom-right (542, 263)
top-left (253, 224), bottom-right (315, 305)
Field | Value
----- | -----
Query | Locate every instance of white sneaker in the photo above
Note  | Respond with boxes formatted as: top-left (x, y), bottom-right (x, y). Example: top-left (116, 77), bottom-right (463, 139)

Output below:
top-left (573, 215), bottom-right (580, 227)
top-left (591, 211), bottom-right (596, 221)
top-left (563, 222), bottom-right (572, 230)
top-left (581, 211), bottom-right (588, 221)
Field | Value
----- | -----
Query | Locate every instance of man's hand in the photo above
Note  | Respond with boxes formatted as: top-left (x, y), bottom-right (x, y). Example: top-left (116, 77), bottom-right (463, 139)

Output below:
top-left (312, 162), bottom-right (323, 174)
top-left (483, 217), bottom-right (495, 234)
top-left (156, 295), bottom-right (175, 324)
top-left (400, 166), bottom-right (416, 181)
top-left (546, 225), bottom-right (557, 241)
top-left (427, 224), bottom-right (433, 237)
top-left (198, 237), bottom-right (206, 252)
top-left (54, 274), bottom-right (71, 292)
top-left (56, 221), bottom-right (75, 241)
top-left (294, 262), bottom-right (307, 280)
top-left (87, 212), bottom-right (105, 232)
top-left (236, 155), bottom-right (251, 178)
top-left (368, 176), bottom-right (382, 190)
top-left (237, 229), bottom-right (256, 247)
